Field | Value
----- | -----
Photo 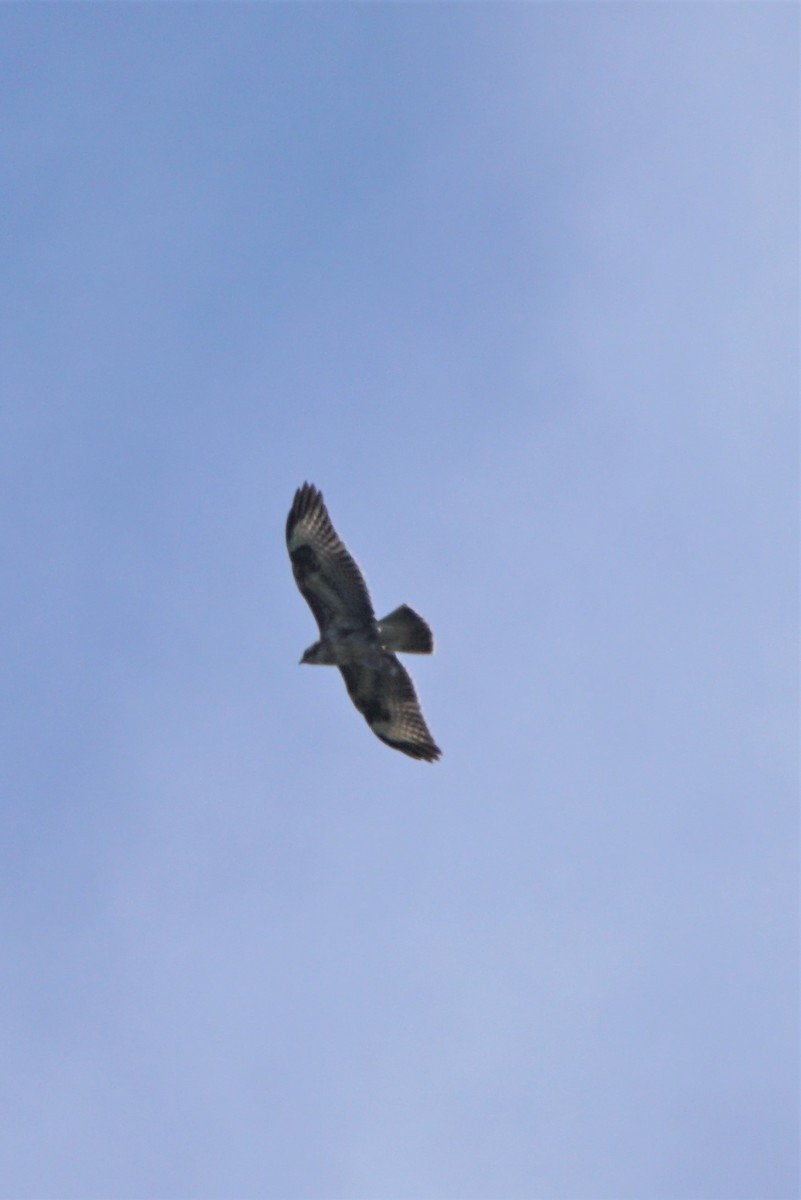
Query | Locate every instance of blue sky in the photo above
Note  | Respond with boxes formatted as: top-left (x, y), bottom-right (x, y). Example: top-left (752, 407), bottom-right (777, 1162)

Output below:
top-left (1, 5), bottom-right (797, 1199)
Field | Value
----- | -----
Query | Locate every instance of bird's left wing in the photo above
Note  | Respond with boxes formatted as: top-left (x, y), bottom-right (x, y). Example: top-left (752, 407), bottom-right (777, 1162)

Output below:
top-left (286, 483), bottom-right (375, 634)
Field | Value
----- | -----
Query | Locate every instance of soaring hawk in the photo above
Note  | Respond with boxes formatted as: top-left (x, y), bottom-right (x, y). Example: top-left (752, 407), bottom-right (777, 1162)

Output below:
top-left (286, 483), bottom-right (440, 761)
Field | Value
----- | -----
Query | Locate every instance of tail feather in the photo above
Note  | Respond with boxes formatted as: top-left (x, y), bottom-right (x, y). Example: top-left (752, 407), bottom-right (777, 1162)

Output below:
top-left (377, 604), bottom-right (434, 654)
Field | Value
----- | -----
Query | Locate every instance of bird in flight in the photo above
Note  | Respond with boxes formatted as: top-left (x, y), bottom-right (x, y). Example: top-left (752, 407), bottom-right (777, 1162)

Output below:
top-left (286, 483), bottom-right (441, 761)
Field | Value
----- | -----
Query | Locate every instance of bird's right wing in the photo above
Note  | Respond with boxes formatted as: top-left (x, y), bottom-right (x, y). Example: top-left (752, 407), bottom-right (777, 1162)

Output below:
top-left (339, 654), bottom-right (441, 762)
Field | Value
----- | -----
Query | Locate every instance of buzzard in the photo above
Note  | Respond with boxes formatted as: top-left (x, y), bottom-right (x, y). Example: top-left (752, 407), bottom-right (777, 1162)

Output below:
top-left (286, 483), bottom-right (441, 761)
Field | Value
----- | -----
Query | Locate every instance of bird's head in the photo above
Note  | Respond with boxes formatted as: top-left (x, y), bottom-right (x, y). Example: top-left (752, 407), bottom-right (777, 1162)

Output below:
top-left (300, 641), bottom-right (323, 665)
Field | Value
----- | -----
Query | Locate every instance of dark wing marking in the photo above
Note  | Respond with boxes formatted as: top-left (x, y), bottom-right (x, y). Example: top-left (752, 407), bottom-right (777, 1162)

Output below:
top-left (339, 654), bottom-right (441, 762)
top-left (286, 483), bottom-right (375, 634)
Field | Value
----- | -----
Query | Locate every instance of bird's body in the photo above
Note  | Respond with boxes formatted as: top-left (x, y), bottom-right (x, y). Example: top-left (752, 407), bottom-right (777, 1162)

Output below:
top-left (286, 483), bottom-right (440, 761)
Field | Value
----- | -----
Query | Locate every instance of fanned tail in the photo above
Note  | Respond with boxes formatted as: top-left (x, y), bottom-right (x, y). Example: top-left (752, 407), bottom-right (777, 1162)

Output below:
top-left (376, 604), bottom-right (434, 654)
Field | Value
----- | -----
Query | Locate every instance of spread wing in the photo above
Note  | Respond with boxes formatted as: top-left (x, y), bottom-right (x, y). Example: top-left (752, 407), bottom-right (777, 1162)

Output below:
top-left (339, 655), bottom-right (441, 762)
top-left (286, 483), bottom-right (374, 634)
